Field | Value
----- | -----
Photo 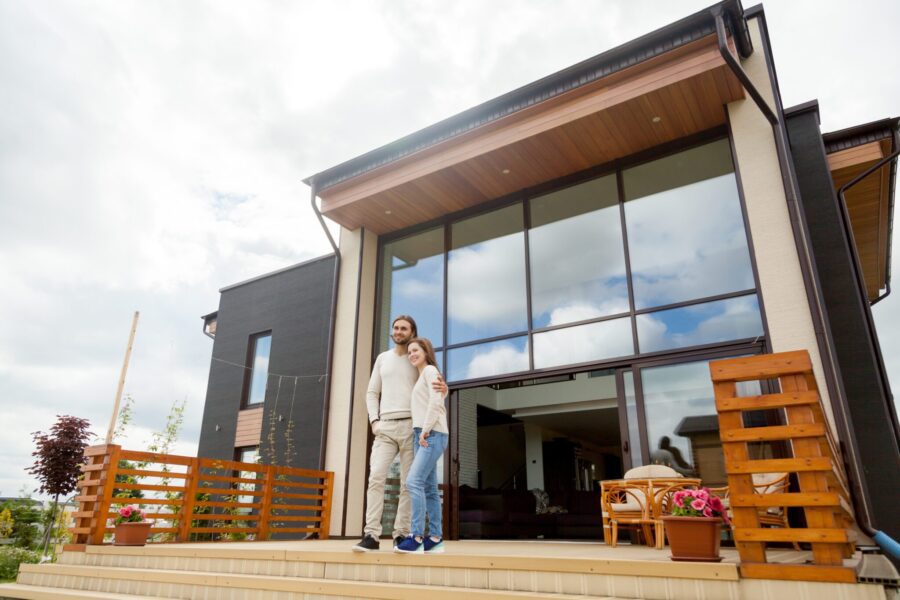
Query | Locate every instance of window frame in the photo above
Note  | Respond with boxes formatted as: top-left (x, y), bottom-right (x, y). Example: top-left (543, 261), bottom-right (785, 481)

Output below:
top-left (241, 330), bottom-right (273, 409)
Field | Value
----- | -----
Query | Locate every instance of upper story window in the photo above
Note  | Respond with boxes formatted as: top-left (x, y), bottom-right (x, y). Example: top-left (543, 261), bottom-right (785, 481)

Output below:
top-left (377, 138), bottom-right (764, 383)
top-left (243, 332), bottom-right (272, 407)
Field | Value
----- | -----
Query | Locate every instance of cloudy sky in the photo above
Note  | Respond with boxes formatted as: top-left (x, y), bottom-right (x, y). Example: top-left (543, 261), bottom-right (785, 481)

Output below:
top-left (1, 0), bottom-right (898, 497)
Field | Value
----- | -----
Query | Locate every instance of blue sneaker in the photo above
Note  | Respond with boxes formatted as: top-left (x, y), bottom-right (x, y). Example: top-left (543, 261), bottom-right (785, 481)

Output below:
top-left (394, 536), bottom-right (424, 554)
top-left (424, 537), bottom-right (444, 554)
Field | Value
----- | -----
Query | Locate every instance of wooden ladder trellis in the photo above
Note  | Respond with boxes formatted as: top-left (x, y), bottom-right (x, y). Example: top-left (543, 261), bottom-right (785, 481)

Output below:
top-left (710, 350), bottom-right (857, 583)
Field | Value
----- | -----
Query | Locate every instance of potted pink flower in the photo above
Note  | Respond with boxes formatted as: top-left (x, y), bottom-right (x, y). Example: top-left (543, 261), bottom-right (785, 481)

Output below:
top-left (113, 505), bottom-right (151, 546)
top-left (661, 488), bottom-right (730, 562)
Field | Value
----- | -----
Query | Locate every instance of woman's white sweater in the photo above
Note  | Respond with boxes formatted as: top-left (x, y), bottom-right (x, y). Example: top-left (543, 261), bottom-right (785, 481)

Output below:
top-left (411, 365), bottom-right (448, 434)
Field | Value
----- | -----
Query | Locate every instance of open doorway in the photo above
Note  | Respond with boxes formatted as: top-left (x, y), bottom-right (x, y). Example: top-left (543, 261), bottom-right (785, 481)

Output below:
top-left (455, 370), bottom-right (623, 539)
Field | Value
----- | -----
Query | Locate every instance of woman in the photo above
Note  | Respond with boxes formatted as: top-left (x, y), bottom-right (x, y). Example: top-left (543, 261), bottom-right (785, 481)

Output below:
top-left (394, 337), bottom-right (448, 554)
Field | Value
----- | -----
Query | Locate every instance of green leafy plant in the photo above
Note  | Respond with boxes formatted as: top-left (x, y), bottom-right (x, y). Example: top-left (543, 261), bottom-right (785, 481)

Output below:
top-left (0, 496), bottom-right (41, 550)
top-left (0, 547), bottom-right (40, 581)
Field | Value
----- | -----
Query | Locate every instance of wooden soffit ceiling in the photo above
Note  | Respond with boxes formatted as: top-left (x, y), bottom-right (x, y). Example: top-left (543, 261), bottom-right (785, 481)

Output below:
top-left (319, 33), bottom-right (746, 235)
top-left (828, 139), bottom-right (893, 300)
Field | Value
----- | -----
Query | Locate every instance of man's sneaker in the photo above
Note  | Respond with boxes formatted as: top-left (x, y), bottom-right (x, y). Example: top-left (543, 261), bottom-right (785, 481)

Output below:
top-left (352, 534), bottom-right (380, 553)
top-left (393, 536), bottom-right (405, 548)
top-left (394, 536), bottom-right (424, 554)
top-left (424, 537), bottom-right (444, 554)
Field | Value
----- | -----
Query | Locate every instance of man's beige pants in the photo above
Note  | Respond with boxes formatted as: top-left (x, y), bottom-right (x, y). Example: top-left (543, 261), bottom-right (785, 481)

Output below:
top-left (363, 418), bottom-right (413, 539)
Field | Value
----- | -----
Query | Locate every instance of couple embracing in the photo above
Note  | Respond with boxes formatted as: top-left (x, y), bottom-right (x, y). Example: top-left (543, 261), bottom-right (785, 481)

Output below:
top-left (352, 315), bottom-right (449, 554)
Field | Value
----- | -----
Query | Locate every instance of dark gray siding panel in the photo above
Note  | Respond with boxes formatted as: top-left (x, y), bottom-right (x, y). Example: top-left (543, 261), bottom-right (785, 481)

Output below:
top-left (786, 110), bottom-right (900, 540)
top-left (198, 255), bottom-right (335, 471)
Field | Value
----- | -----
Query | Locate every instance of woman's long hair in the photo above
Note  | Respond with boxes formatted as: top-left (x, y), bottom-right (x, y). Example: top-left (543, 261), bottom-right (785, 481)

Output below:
top-left (408, 337), bottom-right (439, 371)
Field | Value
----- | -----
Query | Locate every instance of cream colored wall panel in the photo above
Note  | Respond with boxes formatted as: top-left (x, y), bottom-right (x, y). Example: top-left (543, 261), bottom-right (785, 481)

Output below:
top-left (323, 226), bottom-right (363, 536)
top-left (344, 228), bottom-right (380, 537)
top-left (728, 18), bottom-right (834, 431)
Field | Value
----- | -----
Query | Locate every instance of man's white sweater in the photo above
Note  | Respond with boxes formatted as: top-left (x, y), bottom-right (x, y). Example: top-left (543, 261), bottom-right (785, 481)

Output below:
top-left (366, 349), bottom-right (418, 422)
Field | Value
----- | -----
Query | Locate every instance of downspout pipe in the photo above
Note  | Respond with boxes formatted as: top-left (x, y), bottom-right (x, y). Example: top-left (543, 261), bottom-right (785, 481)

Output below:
top-left (713, 6), bottom-right (778, 126)
top-left (310, 181), bottom-right (341, 472)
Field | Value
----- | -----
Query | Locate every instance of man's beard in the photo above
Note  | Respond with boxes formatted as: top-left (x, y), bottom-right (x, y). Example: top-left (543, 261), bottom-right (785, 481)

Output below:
top-left (393, 333), bottom-right (412, 345)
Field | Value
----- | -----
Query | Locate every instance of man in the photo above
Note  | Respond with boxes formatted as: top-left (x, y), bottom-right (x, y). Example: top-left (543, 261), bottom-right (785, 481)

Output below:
top-left (353, 315), bottom-right (447, 552)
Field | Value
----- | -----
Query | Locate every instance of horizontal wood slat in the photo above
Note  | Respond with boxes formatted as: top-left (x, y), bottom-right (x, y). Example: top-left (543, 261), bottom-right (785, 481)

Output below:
top-left (731, 492), bottom-right (841, 508)
top-left (726, 457), bottom-right (834, 474)
top-left (69, 443), bottom-right (334, 548)
top-left (738, 563), bottom-right (857, 584)
top-left (190, 527), bottom-right (260, 534)
top-left (709, 350), bottom-right (812, 382)
top-left (716, 391), bottom-right (819, 412)
top-left (116, 468), bottom-right (189, 479)
top-left (721, 423), bottom-right (826, 442)
top-left (734, 528), bottom-right (851, 543)
top-left (194, 500), bottom-right (262, 510)
top-left (109, 497), bottom-right (183, 506)
top-left (271, 491), bottom-right (326, 501)
top-left (118, 450), bottom-right (195, 466)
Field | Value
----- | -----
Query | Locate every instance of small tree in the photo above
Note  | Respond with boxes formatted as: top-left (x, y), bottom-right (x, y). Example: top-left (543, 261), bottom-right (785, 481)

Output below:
top-left (27, 415), bottom-right (92, 555)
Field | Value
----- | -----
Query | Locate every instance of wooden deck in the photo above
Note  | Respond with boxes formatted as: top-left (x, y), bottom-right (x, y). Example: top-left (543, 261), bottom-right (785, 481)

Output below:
top-left (1, 539), bottom-right (888, 600)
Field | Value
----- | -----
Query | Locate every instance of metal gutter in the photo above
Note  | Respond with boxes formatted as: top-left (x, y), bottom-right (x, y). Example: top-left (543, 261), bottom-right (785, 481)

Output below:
top-left (311, 184), bottom-right (341, 475)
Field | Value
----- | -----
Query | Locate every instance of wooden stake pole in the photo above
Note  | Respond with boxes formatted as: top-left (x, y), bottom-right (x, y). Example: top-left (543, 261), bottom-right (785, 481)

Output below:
top-left (105, 311), bottom-right (140, 444)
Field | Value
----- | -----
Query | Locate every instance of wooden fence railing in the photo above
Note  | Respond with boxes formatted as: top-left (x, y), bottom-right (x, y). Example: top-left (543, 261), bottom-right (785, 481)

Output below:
top-left (710, 350), bottom-right (857, 583)
top-left (68, 445), bottom-right (333, 550)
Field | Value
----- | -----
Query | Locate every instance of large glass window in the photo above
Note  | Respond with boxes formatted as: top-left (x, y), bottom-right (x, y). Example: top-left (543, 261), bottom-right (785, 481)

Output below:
top-left (243, 332), bottom-right (271, 407)
top-left (529, 175), bottom-right (628, 328)
top-left (377, 137), bottom-right (764, 383)
top-left (448, 204), bottom-right (527, 344)
top-left (379, 227), bottom-right (445, 351)
top-left (623, 139), bottom-right (755, 310)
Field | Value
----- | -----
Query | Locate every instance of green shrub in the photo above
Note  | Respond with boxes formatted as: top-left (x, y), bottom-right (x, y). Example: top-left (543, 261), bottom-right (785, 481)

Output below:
top-left (0, 547), bottom-right (41, 580)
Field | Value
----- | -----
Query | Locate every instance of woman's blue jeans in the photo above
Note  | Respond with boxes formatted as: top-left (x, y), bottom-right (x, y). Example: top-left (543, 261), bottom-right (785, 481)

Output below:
top-left (407, 427), bottom-right (447, 539)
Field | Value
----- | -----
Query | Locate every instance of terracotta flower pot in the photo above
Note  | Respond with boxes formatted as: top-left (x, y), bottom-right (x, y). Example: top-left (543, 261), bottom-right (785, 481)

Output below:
top-left (661, 516), bottom-right (722, 562)
top-left (114, 521), bottom-right (152, 546)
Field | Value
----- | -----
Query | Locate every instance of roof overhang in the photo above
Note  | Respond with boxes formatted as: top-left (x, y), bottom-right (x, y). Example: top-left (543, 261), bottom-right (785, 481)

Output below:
top-left (824, 119), bottom-right (899, 301)
top-left (306, 1), bottom-right (750, 236)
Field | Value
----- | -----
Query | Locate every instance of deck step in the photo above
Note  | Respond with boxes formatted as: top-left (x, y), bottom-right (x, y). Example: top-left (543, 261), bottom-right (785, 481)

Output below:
top-left (15, 563), bottom-right (625, 600)
top-left (0, 582), bottom-right (165, 599)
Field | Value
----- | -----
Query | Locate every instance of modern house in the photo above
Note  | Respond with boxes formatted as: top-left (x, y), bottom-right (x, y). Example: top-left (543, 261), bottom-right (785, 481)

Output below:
top-left (197, 0), bottom-right (899, 548)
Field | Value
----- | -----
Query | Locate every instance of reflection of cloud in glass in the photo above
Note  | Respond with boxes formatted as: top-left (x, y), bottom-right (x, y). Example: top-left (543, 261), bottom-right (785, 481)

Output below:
top-left (637, 295), bottom-right (762, 353)
top-left (533, 317), bottom-right (633, 369)
top-left (626, 174), bottom-right (754, 309)
top-left (529, 205), bottom-right (628, 327)
top-left (446, 337), bottom-right (529, 382)
top-left (448, 233), bottom-right (528, 343)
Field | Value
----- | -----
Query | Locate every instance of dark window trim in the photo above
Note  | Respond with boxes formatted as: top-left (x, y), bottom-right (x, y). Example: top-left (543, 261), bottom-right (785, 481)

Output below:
top-left (241, 330), bottom-right (272, 409)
